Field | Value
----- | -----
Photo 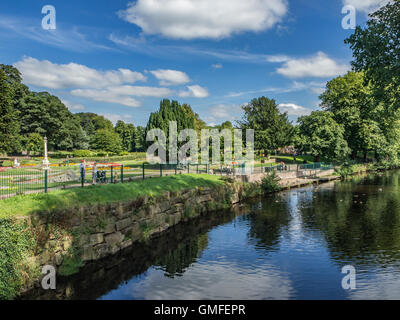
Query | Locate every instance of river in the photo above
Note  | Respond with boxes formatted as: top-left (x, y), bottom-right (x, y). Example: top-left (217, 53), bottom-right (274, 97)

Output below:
top-left (24, 170), bottom-right (400, 300)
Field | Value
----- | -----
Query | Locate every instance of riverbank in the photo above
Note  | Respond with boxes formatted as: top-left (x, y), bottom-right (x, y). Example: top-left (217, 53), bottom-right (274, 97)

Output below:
top-left (0, 174), bottom-right (225, 219)
top-left (1, 174), bottom-right (261, 299)
top-left (0, 167), bottom-right (373, 299)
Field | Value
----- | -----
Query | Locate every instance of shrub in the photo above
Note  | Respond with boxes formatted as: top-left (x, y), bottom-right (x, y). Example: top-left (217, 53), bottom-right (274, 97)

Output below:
top-left (0, 219), bottom-right (36, 299)
top-left (261, 171), bottom-right (281, 193)
top-left (51, 151), bottom-right (74, 159)
top-left (1, 160), bottom-right (13, 167)
top-left (95, 150), bottom-right (108, 157)
top-left (220, 176), bottom-right (235, 183)
top-left (72, 150), bottom-right (94, 158)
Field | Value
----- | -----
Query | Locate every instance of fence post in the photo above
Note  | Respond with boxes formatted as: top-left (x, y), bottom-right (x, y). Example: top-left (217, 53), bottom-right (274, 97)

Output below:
top-left (160, 164), bottom-right (162, 177)
top-left (142, 163), bottom-right (145, 180)
top-left (197, 164), bottom-right (199, 174)
top-left (188, 164), bottom-right (190, 174)
top-left (81, 167), bottom-right (84, 188)
top-left (175, 164), bottom-right (177, 175)
top-left (121, 165), bottom-right (124, 183)
top-left (111, 166), bottom-right (114, 184)
top-left (44, 169), bottom-right (48, 193)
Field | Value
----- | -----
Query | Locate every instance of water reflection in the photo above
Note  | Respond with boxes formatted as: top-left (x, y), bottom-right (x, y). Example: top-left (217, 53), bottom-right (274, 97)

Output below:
top-left (23, 170), bottom-right (400, 300)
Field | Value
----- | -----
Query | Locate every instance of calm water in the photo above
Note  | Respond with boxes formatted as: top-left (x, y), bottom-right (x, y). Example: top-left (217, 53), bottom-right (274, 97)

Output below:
top-left (26, 170), bottom-right (400, 300)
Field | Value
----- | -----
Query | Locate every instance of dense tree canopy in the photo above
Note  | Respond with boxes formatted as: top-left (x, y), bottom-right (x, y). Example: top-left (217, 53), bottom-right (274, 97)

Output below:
top-left (296, 111), bottom-right (350, 162)
top-left (319, 72), bottom-right (386, 160)
top-left (0, 69), bottom-right (20, 154)
top-left (91, 129), bottom-right (122, 154)
top-left (345, 0), bottom-right (400, 109)
top-left (238, 96), bottom-right (294, 155)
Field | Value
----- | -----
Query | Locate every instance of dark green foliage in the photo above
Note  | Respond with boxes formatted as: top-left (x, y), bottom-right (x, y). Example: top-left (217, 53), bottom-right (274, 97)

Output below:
top-left (17, 92), bottom-right (87, 151)
top-left (145, 100), bottom-right (204, 158)
top-left (0, 69), bottom-right (20, 154)
top-left (24, 133), bottom-right (44, 155)
top-left (91, 129), bottom-right (123, 154)
top-left (238, 96), bottom-right (294, 155)
top-left (72, 149), bottom-right (94, 158)
top-left (261, 171), bottom-right (281, 193)
top-left (296, 111), bottom-right (350, 162)
top-left (345, 0), bottom-right (400, 109)
top-left (115, 120), bottom-right (136, 152)
top-left (147, 99), bottom-right (197, 135)
top-left (134, 126), bottom-right (146, 152)
top-left (0, 219), bottom-right (36, 299)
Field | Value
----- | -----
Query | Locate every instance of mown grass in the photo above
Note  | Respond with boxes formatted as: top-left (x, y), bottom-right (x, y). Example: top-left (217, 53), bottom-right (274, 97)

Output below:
top-left (0, 174), bottom-right (225, 218)
top-left (272, 155), bottom-right (316, 164)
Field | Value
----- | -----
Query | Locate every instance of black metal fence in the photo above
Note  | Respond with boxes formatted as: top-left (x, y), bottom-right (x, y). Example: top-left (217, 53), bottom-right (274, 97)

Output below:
top-left (0, 161), bottom-right (335, 199)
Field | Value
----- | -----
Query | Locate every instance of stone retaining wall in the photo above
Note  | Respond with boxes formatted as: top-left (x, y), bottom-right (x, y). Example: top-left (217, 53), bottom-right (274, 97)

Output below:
top-left (21, 182), bottom-right (243, 287)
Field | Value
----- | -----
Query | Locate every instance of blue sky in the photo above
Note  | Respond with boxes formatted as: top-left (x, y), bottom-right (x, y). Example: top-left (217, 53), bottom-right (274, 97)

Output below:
top-left (0, 0), bottom-right (388, 126)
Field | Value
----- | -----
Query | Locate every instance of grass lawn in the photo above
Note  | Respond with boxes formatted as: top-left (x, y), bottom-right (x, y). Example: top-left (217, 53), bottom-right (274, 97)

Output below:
top-left (0, 174), bottom-right (225, 219)
top-left (272, 155), bottom-right (316, 164)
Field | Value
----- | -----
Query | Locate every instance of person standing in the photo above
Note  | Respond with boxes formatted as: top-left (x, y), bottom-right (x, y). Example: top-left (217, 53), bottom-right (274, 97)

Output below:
top-left (92, 162), bottom-right (98, 185)
top-left (80, 160), bottom-right (86, 184)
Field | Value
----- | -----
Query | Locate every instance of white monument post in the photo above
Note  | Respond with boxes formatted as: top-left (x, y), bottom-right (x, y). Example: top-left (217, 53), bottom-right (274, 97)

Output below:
top-left (42, 136), bottom-right (50, 169)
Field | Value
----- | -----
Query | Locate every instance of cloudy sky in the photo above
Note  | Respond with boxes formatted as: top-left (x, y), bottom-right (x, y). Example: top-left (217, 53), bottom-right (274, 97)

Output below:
top-left (0, 0), bottom-right (389, 126)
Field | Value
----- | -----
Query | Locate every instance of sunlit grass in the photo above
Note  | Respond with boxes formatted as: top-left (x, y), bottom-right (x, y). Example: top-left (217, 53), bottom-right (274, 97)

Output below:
top-left (0, 174), bottom-right (224, 218)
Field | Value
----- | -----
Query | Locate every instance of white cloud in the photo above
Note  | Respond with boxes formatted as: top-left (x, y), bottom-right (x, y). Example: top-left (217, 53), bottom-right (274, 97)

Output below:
top-left (14, 57), bottom-right (147, 90)
top-left (13, 57), bottom-right (184, 108)
top-left (310, 87), bottom-right (326, 95)
top-left (71, 89), bottom-right (142, 107)
top-left (99, 113), bottom-right (133, 125)
top-left (71, 86), bottom-right (173, 108)
top-left (150, 69), bottom-right (190, 86)
top-left (278, 103), bottom-right (312, 116)
top-left (212, 63), bottom-right (223, 69)
top-left (0, 15), bottom-right (113, 53)
top-left (205, 103), bottom-right (243, 125)
top-left (276, 52), bottom-right (348, 79)
top-left (61, 100), bottom-right (85, 111)
top-left (179, 85), bottom-right (209, 98)
top-left (118, 0), bottom-right (288, 40)
top-left (225, 81), bottom-right (309, 98)
top-left (266, 55), bottom-right (290, 63)
top-left (342, 0), bottom-right (390, 13)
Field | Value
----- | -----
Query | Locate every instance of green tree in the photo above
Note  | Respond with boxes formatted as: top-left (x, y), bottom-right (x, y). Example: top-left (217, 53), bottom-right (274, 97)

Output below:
top-left (115, 120), bottom-right (136, 152)
top-left (319, 72), bottom-right (384, 160)
top-left (297, 111), bottom-right (350, 162)
top-left (134, 126), bottom-right (146, 152)
top-left (238, 96), bottom-right (294, 154)
top-left (76, 113), bottom-right (114, 139)
top-left (91, 129), bottom-right (122, 154)
top-left (345, 0), bottom-right (400, 108)
top-left (25, 133), bottom-right (44, 155)
top-left (17, 92), bottom-right (85, 151)
top-left (146, 100), bottom-right (203, 159)
top-left (0, 69), bottom-right (20, 154)
top-left (344, 1), bottom-right (400, 161)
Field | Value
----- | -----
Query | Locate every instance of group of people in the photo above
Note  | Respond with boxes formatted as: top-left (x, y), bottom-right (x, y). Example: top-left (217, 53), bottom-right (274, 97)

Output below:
top-left (80, 160), bottom-right (99, 185)
top-left (80, 160), bottom-right (118, 185)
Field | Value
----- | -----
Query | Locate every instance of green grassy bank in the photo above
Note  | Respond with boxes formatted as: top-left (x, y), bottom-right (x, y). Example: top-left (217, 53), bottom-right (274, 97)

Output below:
top-left (0, 174), bottom-right (225, 219)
